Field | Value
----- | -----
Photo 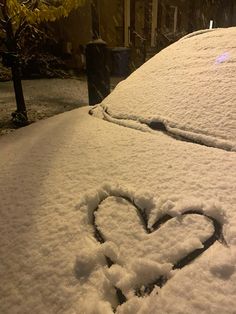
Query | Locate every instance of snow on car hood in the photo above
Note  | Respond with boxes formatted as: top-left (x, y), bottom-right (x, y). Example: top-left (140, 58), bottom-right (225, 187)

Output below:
top-left (0, 108), bottom-right (236, 313)
top-left (101, 27), bottom-right (236, 151)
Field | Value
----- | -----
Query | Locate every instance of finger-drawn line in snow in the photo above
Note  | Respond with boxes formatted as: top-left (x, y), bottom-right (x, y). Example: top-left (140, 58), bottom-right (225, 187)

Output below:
top-left (90, 192), bottom-right (227, 311)
top-left (89, 107), bottom-right (233, 151)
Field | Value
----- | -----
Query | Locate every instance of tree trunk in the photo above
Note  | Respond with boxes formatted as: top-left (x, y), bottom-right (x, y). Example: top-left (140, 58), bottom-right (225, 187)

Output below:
top-left (1, 1), bottom-right (28, 125)
top-left (11, 61), bottom-right (27, 118)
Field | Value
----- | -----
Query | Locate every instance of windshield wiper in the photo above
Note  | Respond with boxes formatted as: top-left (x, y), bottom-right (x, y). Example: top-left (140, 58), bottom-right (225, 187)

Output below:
top-left (89, 107), bottom-right (234, 152)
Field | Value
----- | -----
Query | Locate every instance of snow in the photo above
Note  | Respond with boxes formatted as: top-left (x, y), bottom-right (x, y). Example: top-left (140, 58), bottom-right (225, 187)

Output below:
top-left (0, 78), bottom-right (88, 135)
top-left (101, 27), bottom-right (236, 151)
top-left (0, 28), bottom-right (236, 313)
top-left (0, 106), bottom-right (235, 313)
top-left (181, 28), bottom-right (216, 40)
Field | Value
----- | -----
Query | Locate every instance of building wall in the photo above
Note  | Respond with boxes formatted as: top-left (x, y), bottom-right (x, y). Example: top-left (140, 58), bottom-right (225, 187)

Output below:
top-left (156, 0), bottom-right (236, 53)
top-left (50, 0), bottom-right (236, 71)
top-left (189, 0), bottom-right (236, 31)
top-left (99, 0), bottom-right (124, 47)
top-left (52, 1), bottom-right (92, 70)
top-left (52, 0), bottom-right (124, 69)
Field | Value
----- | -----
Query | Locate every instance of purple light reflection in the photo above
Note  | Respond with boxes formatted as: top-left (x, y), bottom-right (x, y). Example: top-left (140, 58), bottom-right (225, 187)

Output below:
top-left (215, 52), bottom-right (230, 64)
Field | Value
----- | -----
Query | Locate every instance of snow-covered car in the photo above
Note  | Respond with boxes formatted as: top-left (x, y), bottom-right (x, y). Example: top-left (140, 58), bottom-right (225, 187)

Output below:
top-left (0, 27), bottom-right (236, 314)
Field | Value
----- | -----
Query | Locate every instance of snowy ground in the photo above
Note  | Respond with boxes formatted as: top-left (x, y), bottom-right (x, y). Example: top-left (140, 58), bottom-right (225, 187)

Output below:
top-left (0, 78), bottom-right (88, 135)
top-left (0, 77), bottom-right (123, 136)
top-left (0, 27), bottom-right (236, 314)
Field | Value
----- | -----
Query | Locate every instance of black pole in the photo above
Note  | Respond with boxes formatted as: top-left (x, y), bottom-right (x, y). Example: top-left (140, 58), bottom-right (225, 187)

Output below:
top-left (86, 40), bottom-right (110, 105)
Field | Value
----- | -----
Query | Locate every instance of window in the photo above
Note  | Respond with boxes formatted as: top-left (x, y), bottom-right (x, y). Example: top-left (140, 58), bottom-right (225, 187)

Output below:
top-left (165, 5), bottom-right (178, 34)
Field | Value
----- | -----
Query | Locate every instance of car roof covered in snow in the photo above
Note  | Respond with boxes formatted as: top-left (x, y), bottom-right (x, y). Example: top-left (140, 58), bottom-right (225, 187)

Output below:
top-left (102, 27), bottom-right (236, 151)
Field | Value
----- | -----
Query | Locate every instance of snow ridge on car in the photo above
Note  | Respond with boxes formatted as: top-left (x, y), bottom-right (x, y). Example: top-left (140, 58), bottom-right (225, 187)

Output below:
top-left (94, 105), bottom-right (235, 151)
top-left (180, 28), bottom-right (216, 40)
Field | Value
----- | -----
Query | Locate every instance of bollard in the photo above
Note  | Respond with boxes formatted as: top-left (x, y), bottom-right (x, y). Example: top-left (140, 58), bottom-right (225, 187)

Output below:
top-left (86, 39), bottom-right (110, 105)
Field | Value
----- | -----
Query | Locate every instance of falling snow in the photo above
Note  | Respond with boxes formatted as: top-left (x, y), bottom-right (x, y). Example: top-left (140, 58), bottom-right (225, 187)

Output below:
top-left (0, 27), bottom-right (236, 314)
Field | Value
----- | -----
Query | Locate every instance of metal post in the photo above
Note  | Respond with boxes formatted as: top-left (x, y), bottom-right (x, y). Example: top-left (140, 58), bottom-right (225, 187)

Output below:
top-left (86, 40), bottom-right (110, 105)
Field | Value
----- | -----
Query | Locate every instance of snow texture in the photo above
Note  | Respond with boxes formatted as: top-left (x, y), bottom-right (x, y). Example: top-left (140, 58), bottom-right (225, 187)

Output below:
top-left (101, 27), bottom-right (236, 151)
top-left (0, 78), bottom-right (88, 135)
top-left (0, 105), bottom-right (235, 313)
top-left (0, 28), bottom-right (236, 314)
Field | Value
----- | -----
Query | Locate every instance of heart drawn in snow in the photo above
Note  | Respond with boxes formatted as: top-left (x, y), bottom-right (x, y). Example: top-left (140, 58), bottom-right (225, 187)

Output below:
top-left (88, 190), bottom-right (227, 310)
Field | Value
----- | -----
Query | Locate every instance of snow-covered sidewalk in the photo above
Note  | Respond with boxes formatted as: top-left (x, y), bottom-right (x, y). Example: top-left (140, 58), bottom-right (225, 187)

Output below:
top-left (0, 78), bottom-right (88, 135)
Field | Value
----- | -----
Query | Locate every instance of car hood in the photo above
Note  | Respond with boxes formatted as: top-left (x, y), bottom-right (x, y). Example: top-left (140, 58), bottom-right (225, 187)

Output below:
top-left (100, 27), bottom-right (236, 151)
top-left (0, 107), bottom-right (235, 313)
